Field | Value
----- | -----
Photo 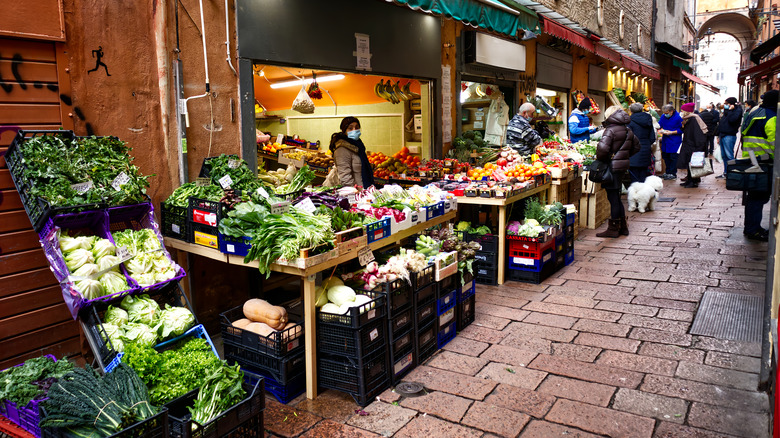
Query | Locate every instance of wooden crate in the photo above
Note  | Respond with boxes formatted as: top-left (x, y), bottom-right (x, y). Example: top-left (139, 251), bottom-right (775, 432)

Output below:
top-left (569, 177), bottom-right (582, 201)
top-left (549, 181), bottom-right (570, 205)
top-left (581, 171), bottom-right (601, 194)
top-left (579, 190), bottom-right (609, 229)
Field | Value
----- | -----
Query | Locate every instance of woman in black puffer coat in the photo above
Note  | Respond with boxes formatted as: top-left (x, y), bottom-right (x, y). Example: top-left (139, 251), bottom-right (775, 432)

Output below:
top-left (596, 106), bottom-right (640, 238)
top-left (627, 102), bottom-right (656, 184)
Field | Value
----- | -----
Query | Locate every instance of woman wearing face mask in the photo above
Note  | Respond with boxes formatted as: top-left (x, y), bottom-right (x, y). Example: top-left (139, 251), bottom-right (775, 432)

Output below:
top-left (677, 102), bottom-right (709, 188)
top-left (329, 116), bottom-right (375, 188)
top-left (657, 104), bottom-right (684, 180)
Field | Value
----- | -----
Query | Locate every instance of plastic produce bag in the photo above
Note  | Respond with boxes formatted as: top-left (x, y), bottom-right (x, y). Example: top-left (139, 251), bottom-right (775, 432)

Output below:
top-left (292, 85), bottom-right (315, 114)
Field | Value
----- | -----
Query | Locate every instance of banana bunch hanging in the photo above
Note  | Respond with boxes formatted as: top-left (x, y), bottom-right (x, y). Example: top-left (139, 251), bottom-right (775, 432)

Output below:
top-left (374, 79), bottom-right (420, 104)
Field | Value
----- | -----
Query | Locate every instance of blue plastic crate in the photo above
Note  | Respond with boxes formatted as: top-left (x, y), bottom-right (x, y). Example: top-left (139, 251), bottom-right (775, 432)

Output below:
top-left (508, 248), bottom-right (555, 272)
top-left (366, 218), bottom-right (391, 243)
top-left (218, 234), bottom-right (252, 256)
top-left (105, 324), bottom-right (217, 373)
top-left (243, 366), bottom-right (304, 405)
top-left (565, 212), bottom-right (576, 227)
top-left (424, 201), bottom-right (445, 221)
top-left (436, 289), bottom-right (457, 315)
top-left (458, 280), bottom-right (476, 303)
top-left (437, 320), bottom-right (456, 349)
top-left (565, 248), bottom-right (574, 265)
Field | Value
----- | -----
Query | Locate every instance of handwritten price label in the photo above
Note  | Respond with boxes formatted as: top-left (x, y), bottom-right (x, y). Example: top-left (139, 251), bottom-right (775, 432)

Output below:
top-left (218, 174), bottom-right (233, 189)
top-left (358, 247), bottom-right (375, 266)
top-left (70, 181), bottom-right (93, 194)
top-left (228, 159), bottom-right (240, 169)
top-left (271, 202), bottom-right (290, 215)
top-left (256, 187), bottom-right (270, 198)
top-left (116, 245), bottom-right (134, 262)
top-left (294, 197), bottom-right (316, 214)
top-left (194, 177), bottom-right (211, 187)
top-left (111, 172), bottom-right (131, 191)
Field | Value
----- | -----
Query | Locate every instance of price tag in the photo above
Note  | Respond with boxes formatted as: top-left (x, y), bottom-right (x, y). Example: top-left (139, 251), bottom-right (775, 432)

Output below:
top-left (194, 177), bottom-right (211, 187)
top-left (358, 247), bottom-right (375, 266)
top-left (347, 193), bottom-right (357, 205)
top-left (271, 202), bottom-right (290, 215)
top-left (116, 245), bottom-right (134, 262)
top-left (70, 181), bottom-right (93, 194)
top-left (228, 159), bottom-right (240, 169)
top-left (171, 224), bottom-right (181, 234)
top-left (256, 187), bottom-right (270, 198)
top-left (369, 328), bottom-right (379, 341)
top-left (400, 173), bottom-right (406, 179)
top-left (294, 197), bottom-right (316, 214)
top-left (111, 172), bottom-right (131, 191)
top-left (276, 134), bottom-right (284, 145)
top-left (218, 174), bottom-right (233, 189)
top-left (420, 171), bottom-right (427, 177)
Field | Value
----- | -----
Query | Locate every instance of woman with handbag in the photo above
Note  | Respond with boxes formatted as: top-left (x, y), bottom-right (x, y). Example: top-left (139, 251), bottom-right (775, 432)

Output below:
top-left (595, 105), bottom-right (641, 238)
top-left (678, 102), bottom-right (709, 188)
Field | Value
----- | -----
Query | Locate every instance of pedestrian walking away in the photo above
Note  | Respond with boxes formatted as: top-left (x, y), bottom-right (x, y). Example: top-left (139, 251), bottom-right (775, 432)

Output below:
top-left (627, 102), bottom-right (656, 184)
top-left (741, 90), bottom-right (777, 241)
top-left (717, 96), bottom-right (743, 177)
top-left (658, 104), bottom-right (683, 180)
top-left (595, 105), bottom-right (640, 238)
top-left (678, 102), bottom-right (709, 188)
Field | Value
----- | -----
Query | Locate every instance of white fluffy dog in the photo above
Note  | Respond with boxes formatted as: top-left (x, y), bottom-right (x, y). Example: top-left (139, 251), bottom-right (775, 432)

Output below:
top-left (627, 175), bottom-right (665, 213)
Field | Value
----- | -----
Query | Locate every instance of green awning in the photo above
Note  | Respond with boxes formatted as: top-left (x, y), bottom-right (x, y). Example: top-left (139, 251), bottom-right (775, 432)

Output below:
top-left (390, 0), bottom-right (539, 37)
top-left (672, 57), bottom-right (692, 72)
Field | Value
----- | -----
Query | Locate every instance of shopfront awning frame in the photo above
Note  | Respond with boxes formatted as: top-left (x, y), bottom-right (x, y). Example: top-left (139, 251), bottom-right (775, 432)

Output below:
top-left (750, 32), bottom-right (780, 65)
top-left (738, 56), bottom-right (780, 85)
top-left (681, 70), bottom-right (720, 95)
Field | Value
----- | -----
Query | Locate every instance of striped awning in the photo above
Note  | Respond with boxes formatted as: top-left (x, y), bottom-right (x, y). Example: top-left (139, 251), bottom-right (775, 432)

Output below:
top-left (542, 17), bottom-right (594, 51)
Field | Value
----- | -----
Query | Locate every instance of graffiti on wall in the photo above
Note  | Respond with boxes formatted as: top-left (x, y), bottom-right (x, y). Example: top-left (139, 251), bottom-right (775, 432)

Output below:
top-left (87, 46), bottom-right (111, 77)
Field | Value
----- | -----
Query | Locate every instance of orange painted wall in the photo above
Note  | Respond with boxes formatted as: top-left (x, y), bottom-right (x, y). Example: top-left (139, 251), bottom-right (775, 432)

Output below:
top-left (254, 71), bottom-right (421, 112)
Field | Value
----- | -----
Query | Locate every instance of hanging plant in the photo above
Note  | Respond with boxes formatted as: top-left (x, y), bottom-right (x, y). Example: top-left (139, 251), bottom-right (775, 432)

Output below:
top-left (307, 72), bottom-right (323, 100)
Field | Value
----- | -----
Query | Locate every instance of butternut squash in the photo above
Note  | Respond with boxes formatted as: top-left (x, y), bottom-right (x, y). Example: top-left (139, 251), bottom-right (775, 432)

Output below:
top-left (232, 318), bottom-right (252, 329)
top-left (282, 322), bottom-right (303, 342)
top-left (243, 298), bottom-right (288, 330)
top-left (244, 322), bottom-right (274, 337)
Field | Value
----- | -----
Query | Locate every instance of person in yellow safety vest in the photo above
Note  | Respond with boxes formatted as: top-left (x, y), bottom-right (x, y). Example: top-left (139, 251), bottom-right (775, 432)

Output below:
top-left (740, 89), bottom-right (777, 241)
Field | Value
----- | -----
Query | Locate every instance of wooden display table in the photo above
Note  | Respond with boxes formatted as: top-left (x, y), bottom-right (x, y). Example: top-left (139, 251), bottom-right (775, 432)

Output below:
top-left (164, 210), bottom-right (457, 400)
top-left (455, 182), bottom-right (550, 285)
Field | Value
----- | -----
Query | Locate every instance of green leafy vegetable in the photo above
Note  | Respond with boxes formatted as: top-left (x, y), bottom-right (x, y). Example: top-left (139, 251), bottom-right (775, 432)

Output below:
top-left (0, 356), bottom-right (73, 407)
top-left (165, 182), bottom-right (224, 207)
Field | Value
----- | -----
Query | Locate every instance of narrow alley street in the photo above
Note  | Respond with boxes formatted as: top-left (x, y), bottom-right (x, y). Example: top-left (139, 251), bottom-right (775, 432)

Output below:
top-left (263, 169), bottom-right (772, 438)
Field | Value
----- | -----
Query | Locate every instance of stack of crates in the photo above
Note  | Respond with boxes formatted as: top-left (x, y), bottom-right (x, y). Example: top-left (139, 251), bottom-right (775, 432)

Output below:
top-left (317, 290), bottom-right (390, 406)
top-left (436, 271), bottom-right (458, 348)
top-left (374, 279), bottom-right (415, 384)
top-left (413, 264), bottom-right (439, 365)
top-left (220, 302), bottom-right (306, 404)
top-left (457, 269), bottom-right (476, 331)
top-left (506, 233), bottom-right (556, 284)
top-left (563, 211), bottom-right (576, 265)
top-left (465, 233), bottom-right (499, 285)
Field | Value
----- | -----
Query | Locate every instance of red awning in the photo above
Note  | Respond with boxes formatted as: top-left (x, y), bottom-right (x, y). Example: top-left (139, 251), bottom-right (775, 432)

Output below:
top-left (622, 57), bottom-right (640, 74)
top-left (641, 63), bottom-right (661, 80)
top-left (595, 44), bottom-right (622, 64)
top-left (543, 18), bottom-right (594, 52)
top-left (738, 57), bottom-right (780, 85)
top-left (681, 70), bottom-right (720, 95)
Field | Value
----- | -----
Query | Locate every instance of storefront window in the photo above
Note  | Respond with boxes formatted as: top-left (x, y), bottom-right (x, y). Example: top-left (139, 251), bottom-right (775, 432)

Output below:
top-left (533, 88), bottom-right (567, 139)
top-left (459, 81), bottom-right (513, 147)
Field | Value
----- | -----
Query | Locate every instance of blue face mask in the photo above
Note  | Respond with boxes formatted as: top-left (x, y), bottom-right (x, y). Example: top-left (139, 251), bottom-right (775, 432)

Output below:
top-left (347, 129), bottom-right (361, 140)
top-left (664, 113), bottom-right (672, 118)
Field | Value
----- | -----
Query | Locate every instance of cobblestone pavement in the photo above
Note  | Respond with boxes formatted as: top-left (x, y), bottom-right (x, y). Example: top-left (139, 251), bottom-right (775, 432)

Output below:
top-left (265, 173), bottom-right (771, 438)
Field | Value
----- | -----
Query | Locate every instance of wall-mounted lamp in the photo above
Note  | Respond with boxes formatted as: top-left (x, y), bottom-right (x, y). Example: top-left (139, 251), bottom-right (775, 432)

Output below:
top-left (612, 65), bottom-right (619, 70)
top-left (270, 74), bottom-right (345, 89)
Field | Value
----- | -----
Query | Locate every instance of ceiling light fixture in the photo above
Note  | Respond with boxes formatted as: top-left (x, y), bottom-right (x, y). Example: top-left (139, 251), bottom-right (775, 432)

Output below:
top-left (270, 74), bottom-right (346, 89)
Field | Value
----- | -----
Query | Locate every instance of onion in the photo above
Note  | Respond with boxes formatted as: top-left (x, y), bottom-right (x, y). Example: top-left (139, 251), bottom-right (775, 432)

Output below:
top-left (500, 151), bottom-right (508, 158)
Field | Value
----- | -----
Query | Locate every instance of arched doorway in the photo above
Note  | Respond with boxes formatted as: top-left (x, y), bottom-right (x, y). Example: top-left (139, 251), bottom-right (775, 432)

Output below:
top-left (696, 12), bottom-right (756, 54)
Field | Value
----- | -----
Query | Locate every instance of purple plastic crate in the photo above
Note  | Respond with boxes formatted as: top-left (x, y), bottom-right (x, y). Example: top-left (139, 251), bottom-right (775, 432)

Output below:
top-left (1, 354), bottom-right (57, 437)
top-left (39, 211), bottom-right (140, 319)
top-left (107, 202), bottom-right (186, 293)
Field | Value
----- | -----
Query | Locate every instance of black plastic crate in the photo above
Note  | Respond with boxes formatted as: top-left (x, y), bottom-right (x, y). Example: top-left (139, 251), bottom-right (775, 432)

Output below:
top-left (564, 223), bottom-right (575, 238)
top-left (161, 201), bottom-right (189, 241)
top-left (243, 364), bottom-right (305, 405)
top-left (388, 342), bottom-right (415, 385)
top-left (316, 290), bottom-right (386, 329)
top-left (198, 154), bottom-right (240, 178)
top-left (474, 265), bottom-right (498, 286)
top-left (460, 269), bottom-right (474, 287)
top-left (43, 408), bottom-right (169, 438)
top-left (188, 197), bottom-right (221, 249)
top-left (416, 319), bottom-right (437, 353)
top-left (415, 293), bottom-right (437, 327)
top-left (168, 378), bottom-right (264, 438)
top-left (224, 343), bottom-right (305, 385)
top-left (372, 279), bottom-right (411, 318)
top-left (388, 306), bottom-right (413, 338)
top-left (507, 257), bottom-right (557, 284)
top-left (457, 294), bottom-right (476, 331)
top-left (418, 337), bottom-right (437, 364)
top-left (410, 263), bottom-right (435, 291)
top-left (317, 317), bottom-right (387, 359)
top-left (464, 232), bottom-right (499, 253)
top-left (390, 328), bottom-right (414, 357)
top-left (415, 281), bottom-right (438, 305)
top-left (220, 304), bottom-right (304, 358)
top-left (80, 282), bottom-right (197, 372)
top-left (474, 251), bottom-right (498, 265)
top-left (318, 349), bottom-right (390, 407)
top-left (438, 273), bottom-right (456, 293)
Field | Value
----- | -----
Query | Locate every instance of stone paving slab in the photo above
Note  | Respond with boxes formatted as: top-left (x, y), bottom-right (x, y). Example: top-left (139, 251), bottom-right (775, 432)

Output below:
top-left (265, 177), bottom-right (771, 437)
